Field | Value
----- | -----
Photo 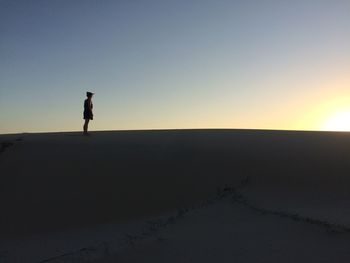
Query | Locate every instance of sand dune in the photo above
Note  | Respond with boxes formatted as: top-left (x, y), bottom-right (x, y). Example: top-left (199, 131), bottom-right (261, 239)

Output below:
top-left (1, 129), bottom-right (350, 262)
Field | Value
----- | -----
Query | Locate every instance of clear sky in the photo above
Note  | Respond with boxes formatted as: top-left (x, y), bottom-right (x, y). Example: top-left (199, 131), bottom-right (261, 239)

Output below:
top-left (1, 0), bottom-right (349, 134)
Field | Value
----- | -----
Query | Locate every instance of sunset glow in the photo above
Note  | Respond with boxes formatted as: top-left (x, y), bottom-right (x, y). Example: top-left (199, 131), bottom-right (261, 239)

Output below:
top-left (321, 110), bottom-right (350, 132)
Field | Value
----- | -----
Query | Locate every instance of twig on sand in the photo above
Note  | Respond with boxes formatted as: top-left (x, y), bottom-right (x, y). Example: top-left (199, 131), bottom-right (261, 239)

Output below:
top-left (0, 137), bottom-right (23, 154)
top-left (0, 141), bottom-right (14, 154)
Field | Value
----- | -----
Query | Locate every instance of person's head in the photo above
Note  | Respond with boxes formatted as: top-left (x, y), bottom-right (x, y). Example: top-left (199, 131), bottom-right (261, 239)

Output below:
top-left (86, 92), bottom-right (94, 99)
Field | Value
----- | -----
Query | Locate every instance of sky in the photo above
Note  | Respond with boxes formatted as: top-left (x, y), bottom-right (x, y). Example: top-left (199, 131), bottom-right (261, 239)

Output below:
top-left (1, 0), bottom-right (349, 134)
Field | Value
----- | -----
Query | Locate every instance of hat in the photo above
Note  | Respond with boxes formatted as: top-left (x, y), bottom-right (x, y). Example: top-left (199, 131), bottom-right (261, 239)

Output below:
top-left (86, 92), bottom-right (94, 97)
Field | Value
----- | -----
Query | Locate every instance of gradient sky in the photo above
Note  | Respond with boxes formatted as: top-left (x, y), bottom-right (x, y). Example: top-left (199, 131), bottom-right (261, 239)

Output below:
top-left (1, 0), bottom-right (349, 134)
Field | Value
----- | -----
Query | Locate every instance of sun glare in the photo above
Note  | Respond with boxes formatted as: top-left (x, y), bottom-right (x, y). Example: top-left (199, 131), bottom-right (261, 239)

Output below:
top-left (322, 110), bottom-right (350, 131)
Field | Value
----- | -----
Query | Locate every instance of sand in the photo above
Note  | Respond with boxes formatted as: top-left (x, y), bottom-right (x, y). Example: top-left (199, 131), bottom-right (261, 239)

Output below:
top-left (1, 129), bottom-right (350, 262)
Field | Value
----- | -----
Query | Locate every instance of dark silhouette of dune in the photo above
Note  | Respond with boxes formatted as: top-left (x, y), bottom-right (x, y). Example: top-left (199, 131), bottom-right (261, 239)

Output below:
top-left (1, 129), bottom-right (350, 237)
top-left (2, 129), bottom-right (350, 262)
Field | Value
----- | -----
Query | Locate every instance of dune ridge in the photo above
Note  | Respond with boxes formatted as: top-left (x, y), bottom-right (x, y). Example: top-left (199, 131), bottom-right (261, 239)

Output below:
top-left (1, 129), bottom-right (350, 262)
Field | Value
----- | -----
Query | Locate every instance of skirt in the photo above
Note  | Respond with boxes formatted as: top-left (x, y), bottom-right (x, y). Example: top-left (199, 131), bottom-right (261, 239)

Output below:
top-left (83, 111), bottom-right (93, 120)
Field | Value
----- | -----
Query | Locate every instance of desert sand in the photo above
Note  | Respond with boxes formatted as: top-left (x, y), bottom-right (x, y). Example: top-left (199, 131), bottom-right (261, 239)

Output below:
top-left (1, 129), bottom-right (350, 262)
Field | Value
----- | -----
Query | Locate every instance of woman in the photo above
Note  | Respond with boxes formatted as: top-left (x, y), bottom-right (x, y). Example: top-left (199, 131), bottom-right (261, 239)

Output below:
top-left (83, 92), bottom-right (94, 135)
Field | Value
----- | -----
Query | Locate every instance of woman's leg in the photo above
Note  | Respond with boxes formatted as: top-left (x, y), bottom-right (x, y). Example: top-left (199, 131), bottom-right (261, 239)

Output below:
top-left (83, 119), bottom-right (89, 134)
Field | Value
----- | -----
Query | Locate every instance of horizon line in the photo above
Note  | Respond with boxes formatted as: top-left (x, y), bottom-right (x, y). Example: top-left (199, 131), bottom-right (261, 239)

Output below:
top-left (1, 128), bottom-right (350, 136)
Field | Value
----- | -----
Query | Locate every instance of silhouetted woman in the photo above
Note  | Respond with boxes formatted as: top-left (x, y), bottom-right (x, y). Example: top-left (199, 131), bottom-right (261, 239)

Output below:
top-left (83, 92), bottom-right (94, 135)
